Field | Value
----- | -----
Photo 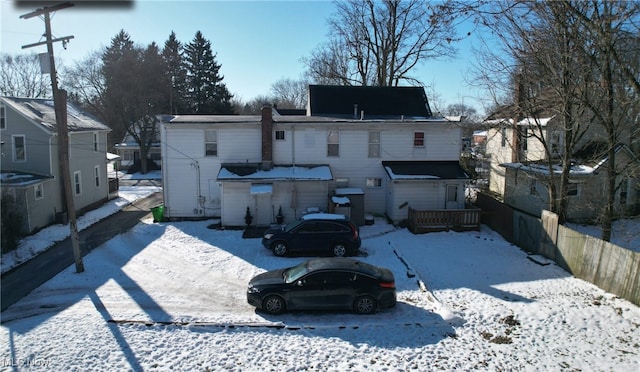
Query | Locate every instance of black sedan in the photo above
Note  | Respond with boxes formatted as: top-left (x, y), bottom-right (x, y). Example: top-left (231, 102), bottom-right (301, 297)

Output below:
top-left (247, 257), bottom-right (396, 315)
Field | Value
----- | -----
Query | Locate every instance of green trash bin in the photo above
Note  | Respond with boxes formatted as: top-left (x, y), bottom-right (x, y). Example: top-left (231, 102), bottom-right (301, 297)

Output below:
top-left (151, 204), bottom-right (164, 222)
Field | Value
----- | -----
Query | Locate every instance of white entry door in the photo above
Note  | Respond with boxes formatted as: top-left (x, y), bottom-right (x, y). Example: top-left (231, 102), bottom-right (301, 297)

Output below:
top-left (445, 185), bottom-right (459, 209)
top-left (256, 193), bottom-right (273, 226)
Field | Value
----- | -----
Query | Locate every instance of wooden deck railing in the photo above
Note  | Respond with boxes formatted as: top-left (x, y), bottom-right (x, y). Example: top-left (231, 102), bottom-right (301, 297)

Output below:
top-left (408, 205), bottom-right (481, 233)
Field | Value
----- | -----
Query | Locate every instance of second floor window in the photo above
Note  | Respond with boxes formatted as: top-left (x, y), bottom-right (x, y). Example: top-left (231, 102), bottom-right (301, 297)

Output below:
top-left (93, 133), bottom-right (99, 152)
top-left (501, 127), bottom-right (507, 147)
top-left (368, 131), bottom-right (380, 158)
top-left (1, 105), bottom-right (5, 129)
top-left (205, 129), bottom-right (217, 156)
top-left (413, 132), bottom-right (424, 147)
top-left (13, 135), bottom-right (26, 162)
top-left (327, 130), bottom-right (339, 157)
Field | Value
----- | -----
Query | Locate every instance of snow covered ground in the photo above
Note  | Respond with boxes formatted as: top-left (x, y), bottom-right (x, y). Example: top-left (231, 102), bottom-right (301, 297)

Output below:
top-left (1, 184), bottom-right (639, 371)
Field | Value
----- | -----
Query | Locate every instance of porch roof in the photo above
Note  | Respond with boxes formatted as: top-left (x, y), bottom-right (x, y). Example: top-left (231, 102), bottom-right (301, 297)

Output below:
top-left (382, 161), bottom-right (470, 180)
top-left (217, 164), bottom-right (333, 182)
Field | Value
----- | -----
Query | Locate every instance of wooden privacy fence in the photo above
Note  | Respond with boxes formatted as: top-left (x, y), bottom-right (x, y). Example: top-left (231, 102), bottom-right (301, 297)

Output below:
top-left (408, 205), bottom-right (481, 233)
top-left (476, 192), bottom-right (639, 306)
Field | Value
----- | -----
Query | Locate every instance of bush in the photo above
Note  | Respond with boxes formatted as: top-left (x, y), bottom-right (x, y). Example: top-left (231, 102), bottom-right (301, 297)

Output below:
top-left (1, 192), bottom-right (24, 253)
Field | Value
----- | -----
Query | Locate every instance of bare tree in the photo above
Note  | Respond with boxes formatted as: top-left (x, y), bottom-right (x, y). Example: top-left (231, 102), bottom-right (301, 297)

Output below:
top-left (0, 53), bottom-right (52, 98)
top-left (474, 1), bottom-right (593, 223)
top-left (475, 1), bottom-right (640, 237)
top-left (303, 0), bottom-right (458, 86)
top-left (270, 77), bottom-right (308, 109)
top-left (565, 1), bottom-right (640, 240)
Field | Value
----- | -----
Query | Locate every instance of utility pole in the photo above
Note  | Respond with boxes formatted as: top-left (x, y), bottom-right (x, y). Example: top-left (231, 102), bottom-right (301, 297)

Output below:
top-left (21, 2), bottom-right (84, 273)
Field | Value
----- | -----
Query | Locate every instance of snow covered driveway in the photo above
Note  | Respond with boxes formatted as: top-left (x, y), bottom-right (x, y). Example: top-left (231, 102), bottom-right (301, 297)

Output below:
top-left (2, 218), bottom-right (638, 371)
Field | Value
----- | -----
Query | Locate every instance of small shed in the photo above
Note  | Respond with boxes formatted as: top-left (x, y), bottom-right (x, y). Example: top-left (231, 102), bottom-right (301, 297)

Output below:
top-left (333, 188), bottom-right (365, 226)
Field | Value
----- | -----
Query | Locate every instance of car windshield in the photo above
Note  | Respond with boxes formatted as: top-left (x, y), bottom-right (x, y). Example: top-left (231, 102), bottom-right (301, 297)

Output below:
top-left (284, 261), bottom-right (310, 283)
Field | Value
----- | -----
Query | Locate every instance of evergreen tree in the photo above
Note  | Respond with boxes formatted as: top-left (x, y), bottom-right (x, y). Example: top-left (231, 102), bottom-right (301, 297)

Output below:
top-left (101, 29), bottom-right (139, 148)
top-left (162, 31), bottom-right (189, 114)
top-left (184, 31), bottom-right (234, 114)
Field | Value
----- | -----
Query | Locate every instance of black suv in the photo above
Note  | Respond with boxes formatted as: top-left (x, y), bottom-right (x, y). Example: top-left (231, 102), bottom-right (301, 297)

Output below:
top-left (262, 213), bottom-right (361, 257)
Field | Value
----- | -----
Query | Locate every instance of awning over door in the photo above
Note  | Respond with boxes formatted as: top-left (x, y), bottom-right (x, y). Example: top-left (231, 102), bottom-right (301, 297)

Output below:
top-left (250, 184), bottom-right (273, 194)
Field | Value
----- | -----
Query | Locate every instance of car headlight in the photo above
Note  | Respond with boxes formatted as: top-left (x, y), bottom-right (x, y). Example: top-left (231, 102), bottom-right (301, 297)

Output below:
top-left (247, 286), bottom-right (260, 294)
top-left (263, 233), bottom-right (274, 239)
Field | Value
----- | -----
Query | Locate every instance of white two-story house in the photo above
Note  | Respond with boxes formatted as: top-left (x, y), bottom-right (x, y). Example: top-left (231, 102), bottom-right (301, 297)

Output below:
top-left (161, 85), bottom-right (469, 227)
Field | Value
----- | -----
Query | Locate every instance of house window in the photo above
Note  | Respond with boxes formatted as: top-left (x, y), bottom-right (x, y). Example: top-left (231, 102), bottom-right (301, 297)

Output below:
top-left (368, 131), bottom-right (380, 158)
top-left (501, 127), bottom-right (507, 147)
top-left (335, 178), bottom-right (349, 188)
top-left (327, 130), bottom-right (339, 157)
top-left (413, 132), bottom-right (424, 147)
top-left (366, 177), bottom-right (382, 188)
top-left (529, 179), bottom-right (537, 195)
top-left (275, 130), bottom-right (285, 140)
top-left (150, 151), bottom-right (161, 161)
top-left (620, 178), bottom-right (629, 205)
top-left (93, 132), bottom-right (99, 152)
top-left (13, 135), bottom-right (26, 162)
top-left (567, 183), bottom-right (578, 196)
top-left (1, 105), bottom-right (5, 129)
top-left (123, 151), bottom-right (133, 161)
top-left (34, 184), bottom-right (44, 200)
top-left (74, 171), bottom-right (82, 195)
top-left (520, 128), bottom-right (528, 151)
top-left (94, 165), bottom-right (101, 187)
top-left (551, 132), bottom-right (560, 156)
top-left (205, 129), bottom-right (217, 156)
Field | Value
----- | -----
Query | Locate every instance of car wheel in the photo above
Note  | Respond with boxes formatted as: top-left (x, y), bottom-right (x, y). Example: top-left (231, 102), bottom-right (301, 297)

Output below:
top-left (272, 241), bottom-right (288, 257)
top-left (262, 295), bottom-right (286, 314)
top-left (332, 243), bottom-right (347, 257)
top-left (354, 296), bottom-right (376, 314)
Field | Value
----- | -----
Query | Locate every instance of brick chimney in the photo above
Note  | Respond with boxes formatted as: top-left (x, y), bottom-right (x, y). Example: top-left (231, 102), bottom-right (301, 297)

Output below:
top-left (261, 104), bottom-right (273, 170)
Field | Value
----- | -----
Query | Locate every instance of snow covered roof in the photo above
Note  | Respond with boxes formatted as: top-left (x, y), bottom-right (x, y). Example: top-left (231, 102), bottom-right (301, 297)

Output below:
top-left (1, 96), bottom-right (110, 133)
top-left (217, 164), bottom-right (333, 182)
top-left (382, 161), bottom-right (470, 180)
top-left (1, 171), bottom-right (53, 186)
top-left (501, 144), bottom-right (637, 176)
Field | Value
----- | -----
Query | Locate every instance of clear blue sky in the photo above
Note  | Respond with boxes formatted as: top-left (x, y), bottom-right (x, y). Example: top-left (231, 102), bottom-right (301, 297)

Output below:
top-left (1, 0), bottom-right (486, 114)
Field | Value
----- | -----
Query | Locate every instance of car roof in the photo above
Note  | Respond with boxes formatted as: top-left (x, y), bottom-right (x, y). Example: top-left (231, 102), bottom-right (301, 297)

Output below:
top-left (305, 257), bottom-right (380, 276)
top-left (301, 213), bottom-right (348, 221)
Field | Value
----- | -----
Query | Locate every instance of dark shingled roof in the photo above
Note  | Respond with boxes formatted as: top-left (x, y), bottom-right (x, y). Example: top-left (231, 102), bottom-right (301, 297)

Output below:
top-left (382, 161), bottom-right (470, 180)
top-left (308, 85), bottom-right (433, 118)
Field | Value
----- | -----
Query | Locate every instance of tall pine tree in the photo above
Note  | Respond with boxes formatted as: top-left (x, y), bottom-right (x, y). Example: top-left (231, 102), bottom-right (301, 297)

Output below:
top-left (162, 31), bottom-right (188, 114)
top-left (184, 31), bottom-right (233, 114)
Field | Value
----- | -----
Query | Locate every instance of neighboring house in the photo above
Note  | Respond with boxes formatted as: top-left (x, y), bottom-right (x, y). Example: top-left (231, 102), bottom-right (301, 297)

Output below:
top-left (0, 96), bottom-right (111, 234)
top-left (501, 144), bottom-right (639, 222)
top-left (483, 105), bottom-right (639, 221)
top-left (114, 117), bottom-right (166, 171)
top-left (161, 85), bottom-right (469, 227)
